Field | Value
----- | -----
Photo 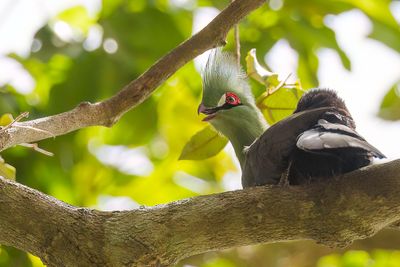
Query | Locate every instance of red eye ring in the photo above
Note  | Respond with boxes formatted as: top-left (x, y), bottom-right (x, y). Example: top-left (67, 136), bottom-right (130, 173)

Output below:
top-left (225, 92), bottom-right (241, 105)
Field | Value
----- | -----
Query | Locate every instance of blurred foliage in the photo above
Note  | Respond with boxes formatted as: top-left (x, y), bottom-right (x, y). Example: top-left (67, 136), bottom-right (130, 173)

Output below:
top-left (318, 250), bottom-right (400, 267)
top-left (0, 0), bottom-right (399, 266)
top-left (178, 231), bottom-right (400, 267)
top-left (56, 6), bottom-right (97, 34)
top-left (379, 81), bottom-right (400, 121)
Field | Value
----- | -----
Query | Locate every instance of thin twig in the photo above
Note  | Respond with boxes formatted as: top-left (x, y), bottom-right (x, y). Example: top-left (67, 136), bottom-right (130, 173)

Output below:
top-left (268, 73), bottom-right (292, 94)
top-left (0, 111), bottom-right (56, 138)
top-left (234, 25), bottom-right (241, 68)
top-left (256, 73), bottom-right (293, 109)
top-left (232, 0), bottom-right (241, 68)
top-left (19, 143), bottom-right (54, 157)
top-left (0, 112), bottom-right (29, 133)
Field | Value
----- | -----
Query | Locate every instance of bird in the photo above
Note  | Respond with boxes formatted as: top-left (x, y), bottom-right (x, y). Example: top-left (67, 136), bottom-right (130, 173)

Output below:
top-left (198, 50), bottom-right (385, 187)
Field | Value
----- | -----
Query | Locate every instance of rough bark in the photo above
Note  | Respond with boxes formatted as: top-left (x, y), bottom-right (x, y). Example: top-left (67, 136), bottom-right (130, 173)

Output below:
top-left (0, 0), bottom-right (266, 152)
top-left (1, 0), bottom-right (399, 266)
top-left (1, 160), bottom-right (400, 266)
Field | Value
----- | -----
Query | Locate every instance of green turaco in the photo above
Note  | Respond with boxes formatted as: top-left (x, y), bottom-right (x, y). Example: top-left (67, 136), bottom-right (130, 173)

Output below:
top-left (198, 51), bottom-right (267, 166)
top-left (198, 50), bottom-right (385, 187)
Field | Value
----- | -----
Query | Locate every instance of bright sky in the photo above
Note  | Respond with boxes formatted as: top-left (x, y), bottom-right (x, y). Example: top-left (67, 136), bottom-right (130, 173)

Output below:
top-left (0, 1), bottom-right (400, 195)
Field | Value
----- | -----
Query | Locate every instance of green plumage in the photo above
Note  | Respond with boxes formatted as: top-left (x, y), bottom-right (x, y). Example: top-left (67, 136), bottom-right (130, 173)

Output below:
top-left (201, 50), bottom-right (267, 167)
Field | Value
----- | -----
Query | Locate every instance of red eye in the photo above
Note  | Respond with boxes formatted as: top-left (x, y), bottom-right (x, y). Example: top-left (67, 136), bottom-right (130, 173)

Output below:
top-left (225, 92), bottom-right (241, 105)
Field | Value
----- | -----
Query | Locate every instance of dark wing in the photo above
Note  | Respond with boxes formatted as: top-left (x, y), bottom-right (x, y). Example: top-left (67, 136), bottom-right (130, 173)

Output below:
top-left (242, 107), bottom-right (334, 187)
top-left (296, 119), bottom-right (385, 158)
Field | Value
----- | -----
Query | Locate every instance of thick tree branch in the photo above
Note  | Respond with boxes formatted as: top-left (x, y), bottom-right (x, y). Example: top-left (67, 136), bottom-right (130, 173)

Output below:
top-left (2, 1), bottom-right (398, 266)
top-left (1, 160), bottom-right (400, 266)
top-left (0, 0), bottom-right (266, 152)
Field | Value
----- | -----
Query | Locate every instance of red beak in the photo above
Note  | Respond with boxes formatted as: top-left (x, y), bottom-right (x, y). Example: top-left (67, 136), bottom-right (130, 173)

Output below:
top-left (197, 103), bottom-right (207, 115)
top-left (197, 103), bottom-right (217, 121)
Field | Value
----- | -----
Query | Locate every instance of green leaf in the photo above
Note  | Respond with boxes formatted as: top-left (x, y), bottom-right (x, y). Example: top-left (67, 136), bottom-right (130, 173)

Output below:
top-left (0, 156), bottom-right (16, 180)
top-left (258, 87), bottom-right (305, 125)
top-left (317, 253), bottom-right (340, 267)
top-left (246, 48), bottom-right (305, 124)
top-left (56, 6), bottom-right (97, 34)
top-left (341, 250), bottom-right (370, 267)
top-left (13, 53), bottom-right (73, 107)
top-left (202, 258), bottom-right (237, 267)
top-left (0, 114), bottom-right (14, 126)
top-left (379, 82), bottom-right (400, 120)
top-left (246, 48), bottom-right (280, 87)
top-left (369, 20), bottom-right (400, 52)
top-left (282, 16), bottom-right (351, 85)
top-left (179, 126), bottom-right (228, 160)
top-left (101, 0), bottom-right (125, 17)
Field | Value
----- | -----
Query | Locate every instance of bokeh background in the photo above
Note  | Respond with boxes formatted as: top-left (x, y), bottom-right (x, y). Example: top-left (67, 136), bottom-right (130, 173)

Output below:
top-left (0, 0), bottom-right (400, 266)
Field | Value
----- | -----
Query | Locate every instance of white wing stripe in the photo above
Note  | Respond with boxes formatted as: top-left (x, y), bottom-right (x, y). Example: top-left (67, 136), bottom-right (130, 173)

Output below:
top-left (317, 119), bottom-right (360, 137)
top-left (296, 125), bottom-right (385, 158)
top-left (297, 130), bottom-right (367, 151)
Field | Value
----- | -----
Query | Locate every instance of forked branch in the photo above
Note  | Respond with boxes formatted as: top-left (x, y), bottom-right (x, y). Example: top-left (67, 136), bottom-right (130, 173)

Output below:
top-left (0, 0), bottom-right (265, 152)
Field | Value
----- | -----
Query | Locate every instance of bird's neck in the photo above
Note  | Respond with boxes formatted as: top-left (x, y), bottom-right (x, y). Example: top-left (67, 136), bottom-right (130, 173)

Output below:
top-left (230, 118), bottom-right (266, 168)
top-left (212, 106), bottom-right (267, 168)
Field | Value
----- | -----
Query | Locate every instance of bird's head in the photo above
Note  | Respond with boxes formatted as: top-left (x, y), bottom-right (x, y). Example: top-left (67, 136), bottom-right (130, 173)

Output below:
top-left (294, 88), bottom-right (355, 128)
top-left (198, 50), bottom-right (260, 129)
top-left (294, 89), bottom-right (348, 113)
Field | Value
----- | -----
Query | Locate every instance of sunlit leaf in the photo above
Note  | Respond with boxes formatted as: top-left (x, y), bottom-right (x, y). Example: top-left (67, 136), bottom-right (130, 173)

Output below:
top-left (0, 156), bottom-right (16, 180)
top-left (202, 258), bottom-right (237, 267)
top-left (346, 0), bottom-right (398, 29)
top-left (102, 0), bottom-right (125, 17)
top-left (356, 0), bottom-right (399, 52)
top-left (317, 253), bottom-right (340, 267)
top-left (297, 51), bottom-right (319, 89)
top-left (341, 250), bottom-right (370, 267)
top-left (245, 48), bottom-right (305, 124)
top-left (0, 114), bottom-right (13, 126)
top-left (56, 6), bottom-right (97, 34)
top-left (246, 48), bottom-right (279, 87)
top-left (379, 82), bottom-right (400, 120)
top-left (14, 54), bottom-right (73, 106)
top-left (370, 20), bottom-right (400, 52)
top-left (258, 87), bottom-right (305, 125)
top-left (318, 250), bottom-right (400, 267)
top-left (179, 126), bottom-right (228, 160)
top-left (28, 253), bottom-right (46, 267)
top-left (281, 16), bottom-right (351, 86)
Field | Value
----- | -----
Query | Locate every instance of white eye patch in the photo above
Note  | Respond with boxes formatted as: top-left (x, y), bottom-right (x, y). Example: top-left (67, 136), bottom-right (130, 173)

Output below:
top-left (217, 94), bottom-right (226, 106)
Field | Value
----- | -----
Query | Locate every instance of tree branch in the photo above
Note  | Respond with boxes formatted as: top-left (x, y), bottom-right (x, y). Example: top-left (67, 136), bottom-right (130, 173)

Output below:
top-left (2, 1), bottom-right (398, 266)
top-left (0, 0), bottom-right (266, 152)
top-left (1, 160), bottom-right (400, 266)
